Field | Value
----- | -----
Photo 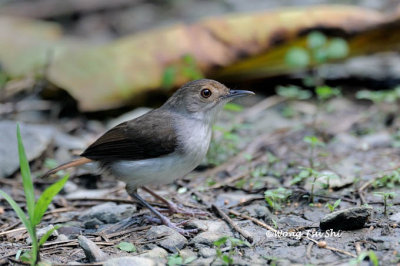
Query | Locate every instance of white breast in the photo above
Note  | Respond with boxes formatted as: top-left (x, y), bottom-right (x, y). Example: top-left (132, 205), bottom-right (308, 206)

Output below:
top-left (109, 115), bottom-right (212, 190)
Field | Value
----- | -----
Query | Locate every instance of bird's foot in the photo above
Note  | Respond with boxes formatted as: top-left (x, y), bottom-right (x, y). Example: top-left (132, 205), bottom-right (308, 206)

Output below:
top-left (144, 215), bottom-right (198, 236)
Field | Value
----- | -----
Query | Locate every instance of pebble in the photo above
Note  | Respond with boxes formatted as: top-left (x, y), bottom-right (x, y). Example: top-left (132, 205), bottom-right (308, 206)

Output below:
top-left (146, 225), bottom-right (187, 253)
top-left (199, 247), bottom-right (216, 258)
top-left (389, 212), bottom-right (400, 223)
top-left (80, 202), bottom-right (136, 224)
top-left (103, 256), bottom-right (160, 266)
top-left (84, 218), bottom-right (104, 229)
top-left (244, 204), bottom-right (275, 223)
top-left (138, 247), bottom-right (168, 260)
top-left (320, 206), bottom-right (373, 231)
top-left (27, 224), bottom-right (58, 244)
top-left (78, 235), bottom-right (108, 262)
top-left (0, 121), bottom-right (55, 177)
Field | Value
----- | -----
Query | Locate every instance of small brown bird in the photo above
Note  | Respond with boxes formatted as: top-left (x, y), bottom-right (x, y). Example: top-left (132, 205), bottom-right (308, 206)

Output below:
top-left (44, 79), bottom-right (254, 235)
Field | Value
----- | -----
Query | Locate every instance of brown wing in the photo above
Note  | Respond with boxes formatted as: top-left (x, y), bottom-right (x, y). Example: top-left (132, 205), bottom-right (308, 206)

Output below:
top-left (81, 110), bottom-right (177, 161)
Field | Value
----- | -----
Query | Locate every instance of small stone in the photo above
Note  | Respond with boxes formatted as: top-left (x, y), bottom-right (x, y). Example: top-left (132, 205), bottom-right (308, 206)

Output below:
top-left (191, 231), bottom-right (232, 247)
top-left (360, 132), bottom-right (392, 150)
top-left (389, 212), bottom-right (400, 223)
top-left (104, 256), bottom-right (159, 266)
top-left (199, 247), bottom-right (216, 258)
top-left (317, 241), bottom-right (327, 248)
top-left (84, 218), bottom-right (104, 229)
top-left (0, 121), bottom-right (55, 177)
top-left (320, 206), bottom-right (373, 231)
top-left (186, 220), bottom-right (231, 233)
top-left (56, 234), bottom-right (69, 241)
top-left (80, 202), bottom-right (136, 224)
top-left (63, 181), bottom-right (79, 194)
top-left (244, 204), bottom-right (275, 223)
top-left (146, 225), bottom-right (187, 253)
top-left (138, 247), bottom-right (168, 260)
top-left (78, 235), bottom-right (108, 262)
top-left (27, 224), bottom-right (58, 244)
top-left (179, 248), bottom-right (197, 261)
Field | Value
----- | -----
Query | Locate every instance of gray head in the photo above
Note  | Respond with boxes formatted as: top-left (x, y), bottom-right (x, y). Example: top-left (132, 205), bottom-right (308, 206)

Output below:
top-left (163, 79), bottom-right (254, 120)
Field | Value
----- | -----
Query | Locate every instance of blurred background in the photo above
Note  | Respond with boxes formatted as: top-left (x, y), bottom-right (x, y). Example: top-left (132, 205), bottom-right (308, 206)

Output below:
top-left (2, 2), bottom-right (400, 265)
top-left (1, 0), bottom-right (400, 115)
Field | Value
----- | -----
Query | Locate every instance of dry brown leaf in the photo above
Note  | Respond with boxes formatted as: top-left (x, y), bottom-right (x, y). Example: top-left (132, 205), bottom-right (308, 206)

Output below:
top-left (1, 5), bottom-right (400, 111)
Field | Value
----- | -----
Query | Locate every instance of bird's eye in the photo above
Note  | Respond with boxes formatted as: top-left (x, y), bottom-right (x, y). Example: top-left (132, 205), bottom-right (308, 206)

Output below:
top-left (201, 89), bottom-right (212, 98)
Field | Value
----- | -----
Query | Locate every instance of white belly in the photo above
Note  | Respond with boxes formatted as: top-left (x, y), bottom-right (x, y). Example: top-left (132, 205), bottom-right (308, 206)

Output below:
top-left (109, 117), bottom-right (211, 189)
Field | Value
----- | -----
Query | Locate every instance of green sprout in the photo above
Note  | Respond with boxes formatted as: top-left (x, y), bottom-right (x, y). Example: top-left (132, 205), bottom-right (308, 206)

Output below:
top-left (325, 199), bottom-right (341, 212)
top-left (161, 54), bottom-right (204, 89)
top-left (0, 125), bottom-right (69, 265)
top-left (350, 250), bottom-right (379, 266)
top-left (213, 236), bottom-right (251, 265)
top-left (372, 170), bottom-right (400, 189)
top-left (303, 135), bottom-right (325, 169)
top-left (373, 191), bottom-right (396, 217)
top-left (264, 187), bottom-right (292, 211)
top-left (116, 242), bottom-right (136, 253)
top-left (167, 253), bottom-right (196, 266)
top-left (291, 166), bottom-right (338, 203)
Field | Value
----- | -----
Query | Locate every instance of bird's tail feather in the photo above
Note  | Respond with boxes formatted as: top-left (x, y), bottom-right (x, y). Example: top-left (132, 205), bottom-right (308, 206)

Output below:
top-left (42, 157), bottom-right (92, 178)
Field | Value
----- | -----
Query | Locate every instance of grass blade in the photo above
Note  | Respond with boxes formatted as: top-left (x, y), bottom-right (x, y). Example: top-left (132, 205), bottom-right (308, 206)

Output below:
top-left (0, 189), bottom-right (37, 264)
top-left (38, 225), bottom-right (61, 247)
top-left (16, 124), bottom-right (35, 223)
top-left (33, 175), bottom-right (69, 227)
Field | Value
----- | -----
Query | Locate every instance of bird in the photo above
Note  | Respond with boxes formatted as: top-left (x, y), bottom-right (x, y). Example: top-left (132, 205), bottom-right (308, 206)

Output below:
top-left (43, 79), bottom-right (254, 235)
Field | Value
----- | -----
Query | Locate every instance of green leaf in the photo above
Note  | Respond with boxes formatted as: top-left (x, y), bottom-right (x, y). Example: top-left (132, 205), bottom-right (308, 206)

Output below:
top-left (307, 31), bottom-right (327, 49)
top-left (184, 256), bottom-right (197, 264)
top-left (162, 66), bottom-right (176, 89)
top-left (38, 225), bottom-right (61, 247)
top-left (276, 85), bottom-right (311, 100)
top-left (222, 255), bottom-right (233, 265)
top-left (213, 236), bottom-right (229, 248)
top-left (285, 47), bottom-right (310, 68)
top-left (117, 242), bottom-right (136, 252)
top-left (167, 253), bottom-right (183, 266)
top-left (326, 38), bottom-right (349, 59)
top-left (0, 189), bottom-right (37, 264)
top-left (333, 199), bottom-right (341, 209)
top-left (224, 103), bottom-right (244, 112)
top-left (17, 124), bottom-right (35, 224)
top-left (315, 86), bottom-right (341, 101)
top-left (33, 175), bottom-right (69, 227)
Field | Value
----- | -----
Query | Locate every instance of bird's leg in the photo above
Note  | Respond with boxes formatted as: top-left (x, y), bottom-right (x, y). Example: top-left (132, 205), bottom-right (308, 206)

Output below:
top-left (141, 186), bottom-right (209, 216)
top-left (127, 186), bottom-right (198, 236)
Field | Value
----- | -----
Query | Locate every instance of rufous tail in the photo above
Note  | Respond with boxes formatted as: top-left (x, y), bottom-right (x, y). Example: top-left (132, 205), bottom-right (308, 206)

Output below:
top-left (42, 157), bottom-right (93, 178)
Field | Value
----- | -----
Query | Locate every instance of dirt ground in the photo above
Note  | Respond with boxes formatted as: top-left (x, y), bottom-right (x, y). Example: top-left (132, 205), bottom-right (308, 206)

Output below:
top-left (1, 91), bottom-right (400, 265)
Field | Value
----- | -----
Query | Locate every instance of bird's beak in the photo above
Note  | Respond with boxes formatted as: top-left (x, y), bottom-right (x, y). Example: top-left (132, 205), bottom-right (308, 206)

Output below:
top-left (225, 89), bottom-right (255, 99)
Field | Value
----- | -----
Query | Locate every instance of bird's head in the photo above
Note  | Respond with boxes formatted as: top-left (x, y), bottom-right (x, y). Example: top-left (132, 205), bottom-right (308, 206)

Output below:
top-left (164, 79), bottom-right (254, 121)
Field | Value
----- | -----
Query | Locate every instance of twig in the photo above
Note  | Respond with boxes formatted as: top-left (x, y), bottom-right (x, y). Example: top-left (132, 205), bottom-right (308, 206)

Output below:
top-left (306, 242), bottom-right (314, 260)
top-left (211, 204), bottom-right (253, 243)
top-left (0, 227), bottom-right (26, 236)
top-left (230, 209), bottom-right (356, 258)
top-left (100, 225), bottom-right (151, 239)
top-left (208, 172), bottom-right (247, 190)
top-left (228, 210), bottom-right (276, 233)
top-left (305, 237), bottom-right (356, 258)
top-left (355, 242), bottom-right (362, 256)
